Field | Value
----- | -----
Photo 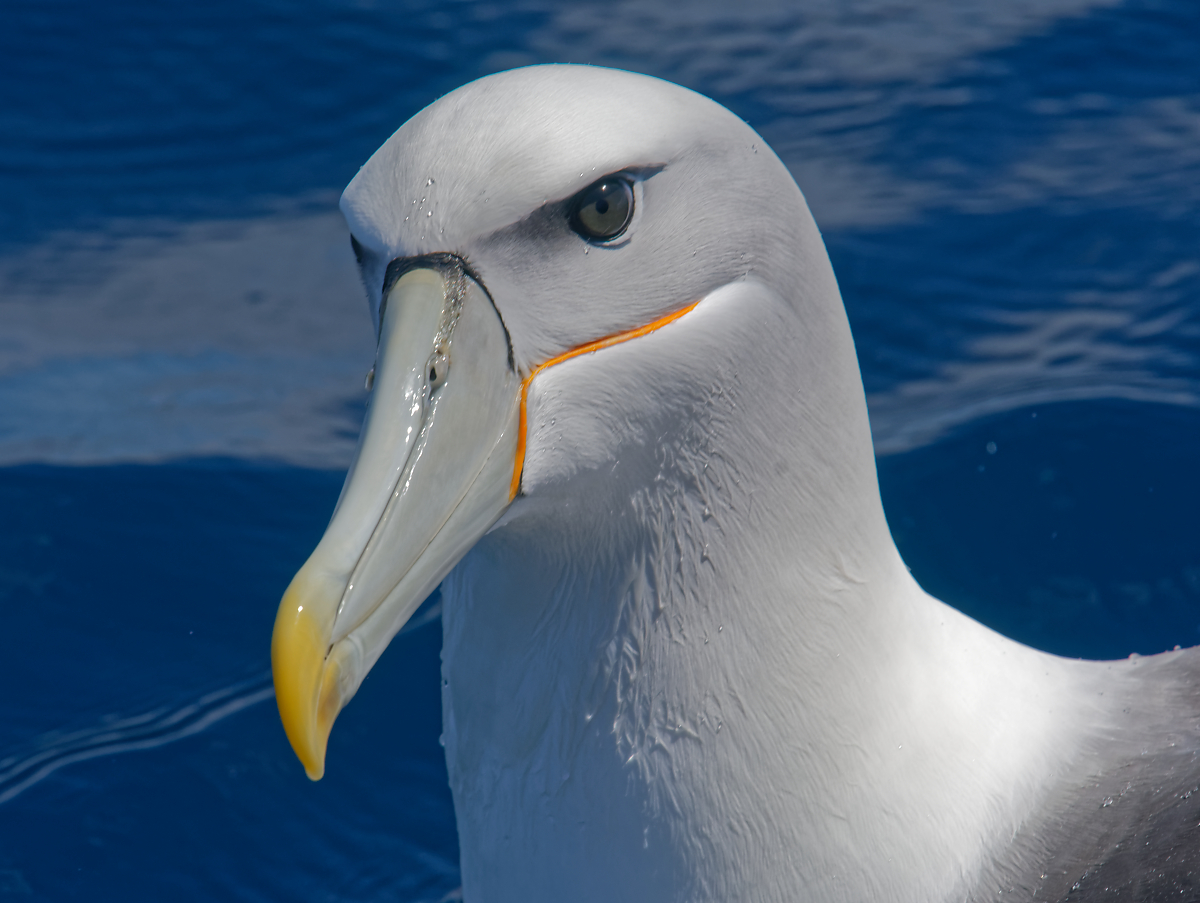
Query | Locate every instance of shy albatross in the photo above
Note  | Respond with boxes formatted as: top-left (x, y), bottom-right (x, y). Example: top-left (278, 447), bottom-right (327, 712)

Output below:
top-left (271, 65), bottom-right (1200, 902)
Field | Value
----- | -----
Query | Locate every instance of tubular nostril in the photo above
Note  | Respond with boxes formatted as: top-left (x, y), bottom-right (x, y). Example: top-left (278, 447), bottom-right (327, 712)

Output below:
top-left (427, 350), bottom-right (450, 391)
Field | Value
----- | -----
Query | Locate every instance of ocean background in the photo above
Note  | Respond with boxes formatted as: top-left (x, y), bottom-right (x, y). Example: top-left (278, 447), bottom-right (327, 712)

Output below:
top-left (1, 0), bottom-right (1198, 899)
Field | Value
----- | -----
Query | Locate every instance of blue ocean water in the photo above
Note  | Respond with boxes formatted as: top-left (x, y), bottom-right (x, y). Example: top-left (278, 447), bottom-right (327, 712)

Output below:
top-left (1, 0), bottom-right (1198, 899)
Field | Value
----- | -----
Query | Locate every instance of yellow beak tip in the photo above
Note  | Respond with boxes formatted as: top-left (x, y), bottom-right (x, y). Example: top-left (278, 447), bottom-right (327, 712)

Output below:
top-left (271, 584), bottom-right (338, 781)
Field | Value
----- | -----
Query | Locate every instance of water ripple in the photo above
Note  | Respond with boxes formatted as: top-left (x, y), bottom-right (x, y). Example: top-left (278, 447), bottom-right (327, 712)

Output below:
top-left (0, 675), bottom-right (274, 806)
top-left (0, 597), bottom-right (443, 806)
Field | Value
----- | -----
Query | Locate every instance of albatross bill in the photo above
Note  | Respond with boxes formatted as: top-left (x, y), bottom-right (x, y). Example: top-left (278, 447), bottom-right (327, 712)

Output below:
top-left (273, 258), bottom-right (703, 780)
top-left (269, 64), bottom-right (1200, 902)
top-left (273, 264), bottom-right (520, 778)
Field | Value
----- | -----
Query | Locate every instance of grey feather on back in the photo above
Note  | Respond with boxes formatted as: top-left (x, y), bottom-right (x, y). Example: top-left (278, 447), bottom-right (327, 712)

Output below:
top-left (967, 648), bottom-right (1200, 902)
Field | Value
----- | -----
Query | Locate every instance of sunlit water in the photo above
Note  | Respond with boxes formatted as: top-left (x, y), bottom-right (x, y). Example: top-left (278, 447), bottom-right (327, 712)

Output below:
top-left (1, 1), bottom-right (1198, 899)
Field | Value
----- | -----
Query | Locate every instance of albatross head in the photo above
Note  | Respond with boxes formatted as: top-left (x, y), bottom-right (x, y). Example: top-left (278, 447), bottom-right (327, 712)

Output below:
top-left (272, 64), bottom-right (967, 899)
top-left (272, 63), bottom-right (875, 778)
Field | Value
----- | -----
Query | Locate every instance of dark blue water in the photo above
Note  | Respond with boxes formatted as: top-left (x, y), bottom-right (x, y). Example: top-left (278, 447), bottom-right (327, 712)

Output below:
top-left (0, 465), bottom-right (455, 901)
top-left (2, 1), bottom-right (1198, 899)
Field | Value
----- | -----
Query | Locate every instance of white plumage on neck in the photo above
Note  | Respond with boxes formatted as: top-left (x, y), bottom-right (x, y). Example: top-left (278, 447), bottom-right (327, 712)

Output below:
top-left (441, 279), bottom-right (1102, 901)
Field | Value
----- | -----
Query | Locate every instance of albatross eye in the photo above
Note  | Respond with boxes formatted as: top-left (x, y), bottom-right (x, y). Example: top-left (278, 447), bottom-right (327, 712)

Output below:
top-left (569, 177), bottom-right (634, 241)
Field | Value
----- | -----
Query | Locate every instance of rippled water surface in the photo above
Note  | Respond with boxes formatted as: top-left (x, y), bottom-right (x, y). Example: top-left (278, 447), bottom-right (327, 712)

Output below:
top-left (1, 1), bottom-right (1198, 899)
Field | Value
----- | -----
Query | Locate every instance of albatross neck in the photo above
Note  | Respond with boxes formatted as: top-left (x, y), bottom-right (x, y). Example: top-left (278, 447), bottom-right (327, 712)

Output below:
top-left (439, 288), bottom-right (1099, 901)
